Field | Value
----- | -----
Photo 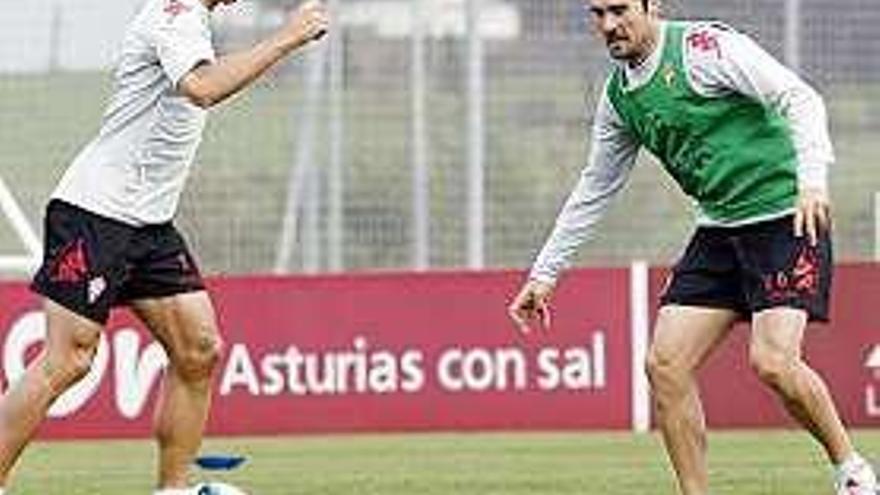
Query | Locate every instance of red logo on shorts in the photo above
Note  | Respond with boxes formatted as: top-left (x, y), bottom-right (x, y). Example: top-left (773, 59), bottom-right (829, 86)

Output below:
top-left (51, 238), bottom-right (89, 283)
top-left (763, 246), bottom-right (819, 301)
top-left (792, 246), bottom-right (819, 294)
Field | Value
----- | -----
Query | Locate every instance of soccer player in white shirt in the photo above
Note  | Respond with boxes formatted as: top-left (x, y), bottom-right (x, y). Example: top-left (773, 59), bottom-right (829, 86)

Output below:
top-left (0, 0), bottom-right (328, 493)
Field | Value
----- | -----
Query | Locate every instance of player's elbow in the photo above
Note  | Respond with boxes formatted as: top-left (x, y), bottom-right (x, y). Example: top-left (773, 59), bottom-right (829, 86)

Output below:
top-left (179, 80), bottom-right (217, 109)
top-left (178, 69), bottom-right (220, 109)
top-left (184, 92), bottom-right (216, 109)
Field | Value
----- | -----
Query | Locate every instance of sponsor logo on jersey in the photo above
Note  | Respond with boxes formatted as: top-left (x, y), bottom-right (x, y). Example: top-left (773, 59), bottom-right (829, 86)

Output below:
top-left (687, 30), bottom-right (721, 59)
top-left (163, 0), bottom-right (192, 21)
top-left (662, 63), bottom-right (676, 88)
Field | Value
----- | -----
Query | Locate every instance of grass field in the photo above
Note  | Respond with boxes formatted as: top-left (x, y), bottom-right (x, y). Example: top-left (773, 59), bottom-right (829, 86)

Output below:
top-left (9, 430), bottom-right (880, 494)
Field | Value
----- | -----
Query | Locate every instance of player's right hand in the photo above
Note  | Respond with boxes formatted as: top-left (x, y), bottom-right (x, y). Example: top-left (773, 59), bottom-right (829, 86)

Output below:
top-left (793, 186), bottom-right (831, 246)
top-left (507, 279), bottom-right (554, 335)
top-left (285, 1), bottom-right (329, 48)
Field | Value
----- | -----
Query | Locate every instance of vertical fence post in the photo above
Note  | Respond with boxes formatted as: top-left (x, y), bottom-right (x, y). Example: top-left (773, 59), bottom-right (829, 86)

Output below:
top-left (784, 0), bottom-right (801, 71)
top-left (275, 47), bottom-right (328, 274)
top-left (412, 0), bottom-right (430, 270)
top-left (327, 0), bottom-right (345, 272)
top-left (875, 193), bottom-right (880, 261)
top-left (630, 260), bottom-right (651, 433)
top-left (466, 0), bottom-right (485, 269)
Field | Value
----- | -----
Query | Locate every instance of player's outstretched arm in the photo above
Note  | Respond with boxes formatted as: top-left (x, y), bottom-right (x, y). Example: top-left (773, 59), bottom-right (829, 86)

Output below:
top-left (508, 279), bottom-right (554, 335)
top-left (179, 0), bottom-right (328, 108)
top-left (508, 89), bottom-right (637, 336)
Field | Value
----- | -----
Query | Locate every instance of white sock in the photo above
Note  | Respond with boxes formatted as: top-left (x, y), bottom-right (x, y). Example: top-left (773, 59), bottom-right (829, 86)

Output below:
top-left (838, 452), bottom-right (866, 471)
top-left (154, 489), bottom-right (192, 495)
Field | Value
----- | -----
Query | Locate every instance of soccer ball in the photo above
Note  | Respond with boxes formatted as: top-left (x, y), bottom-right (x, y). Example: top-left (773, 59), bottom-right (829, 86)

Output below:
top-left (194, 481), bottom-right (248, 495)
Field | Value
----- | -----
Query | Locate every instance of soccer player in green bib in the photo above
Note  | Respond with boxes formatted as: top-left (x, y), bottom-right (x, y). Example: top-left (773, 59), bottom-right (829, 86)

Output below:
top-left (508, 0), bottom-right (877, 494)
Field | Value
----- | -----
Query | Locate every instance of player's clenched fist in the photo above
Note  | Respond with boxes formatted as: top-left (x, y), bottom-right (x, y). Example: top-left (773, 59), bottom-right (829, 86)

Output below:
top-left (285, 0), bottom-right (329, 48)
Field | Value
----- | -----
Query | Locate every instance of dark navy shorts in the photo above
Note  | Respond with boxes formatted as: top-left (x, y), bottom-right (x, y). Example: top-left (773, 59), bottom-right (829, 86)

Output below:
top-left (659, 215), bottom-right (832, 322)
top-left (31, 200), bottom-right (206, 325)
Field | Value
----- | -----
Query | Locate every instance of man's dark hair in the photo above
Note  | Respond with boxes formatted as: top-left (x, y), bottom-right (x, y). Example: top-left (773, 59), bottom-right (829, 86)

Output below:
top-left (642, 0), bottom-right (649, 10)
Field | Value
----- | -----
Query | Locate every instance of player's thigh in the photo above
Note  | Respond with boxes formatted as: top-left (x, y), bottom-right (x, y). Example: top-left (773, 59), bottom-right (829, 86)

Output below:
top-left (129, 291), bottom-right (221, 359)
top-left (122, 223), bottom-right (218, 356)
top-left (649, 305), bottom-right (739, 374)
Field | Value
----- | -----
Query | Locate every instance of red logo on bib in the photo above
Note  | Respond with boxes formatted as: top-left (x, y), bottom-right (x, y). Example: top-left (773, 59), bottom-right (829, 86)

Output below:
top-left (687, 30), bottom-right (721, 58)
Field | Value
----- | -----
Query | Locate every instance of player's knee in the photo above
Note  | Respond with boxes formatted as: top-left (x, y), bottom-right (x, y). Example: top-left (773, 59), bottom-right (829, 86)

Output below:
top-left (172, 327), bottom-right (223, 382)
top-left (645, 346), bottom-right (687, 390)
top-left (44, 326), bottom-right (101, 391)
top-left (749, 347), bottom-right (796, 388)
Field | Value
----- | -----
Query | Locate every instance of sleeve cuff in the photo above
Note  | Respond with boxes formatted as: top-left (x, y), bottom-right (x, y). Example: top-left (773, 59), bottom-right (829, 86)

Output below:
top-left (167, 53), bottom-right (214, 88)
top-left (797, 163), bottom-right (828, 193)
top-left (527, 270), bottom-right (558, 286)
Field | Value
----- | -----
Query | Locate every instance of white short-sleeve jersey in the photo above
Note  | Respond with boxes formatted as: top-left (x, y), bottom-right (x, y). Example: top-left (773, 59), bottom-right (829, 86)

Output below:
top-left (52, 0), bottom-right (216, 226)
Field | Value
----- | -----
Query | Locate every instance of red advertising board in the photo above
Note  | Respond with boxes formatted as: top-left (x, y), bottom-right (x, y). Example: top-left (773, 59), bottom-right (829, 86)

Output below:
top-left (649, 263), bottom-right (880, 428)
top-left (0, 269), bottom-right (632, 439)
top-left (2, 262), bottom-right (875, 439)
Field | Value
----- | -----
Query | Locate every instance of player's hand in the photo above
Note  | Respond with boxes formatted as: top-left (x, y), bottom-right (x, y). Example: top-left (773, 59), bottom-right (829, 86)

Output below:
top-left (285, 1), bottom-right (329, 49)
top-left (793, 186), bottom-right (831, 246)
top-left (508, 279), bottom-right (554, 335)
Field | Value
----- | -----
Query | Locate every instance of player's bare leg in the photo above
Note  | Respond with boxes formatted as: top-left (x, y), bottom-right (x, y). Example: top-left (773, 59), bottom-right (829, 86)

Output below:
top-left (646, 306), bottom-right (738, 495)
top-left (749, 308), bottom-right (852, 461)
top-left (750, 308), bottom-right (878, 493)
top-left (0, 300), bottom-right (102, 487)
top-left (132, 291), bottom-right (222, 489)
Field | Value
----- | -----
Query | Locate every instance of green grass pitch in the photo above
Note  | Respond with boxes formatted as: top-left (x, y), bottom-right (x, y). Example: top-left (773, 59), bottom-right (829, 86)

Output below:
top-left (9, 430), bottom-right (880, 494)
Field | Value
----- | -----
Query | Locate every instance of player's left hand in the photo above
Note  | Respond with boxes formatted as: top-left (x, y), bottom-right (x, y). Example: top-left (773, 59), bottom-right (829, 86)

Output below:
top-left (793, 186), bottom-right (831, 246)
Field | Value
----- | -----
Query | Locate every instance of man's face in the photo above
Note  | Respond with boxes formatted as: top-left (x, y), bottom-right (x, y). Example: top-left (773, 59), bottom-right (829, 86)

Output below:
top-left (586, 0), bottom-right (656, 62)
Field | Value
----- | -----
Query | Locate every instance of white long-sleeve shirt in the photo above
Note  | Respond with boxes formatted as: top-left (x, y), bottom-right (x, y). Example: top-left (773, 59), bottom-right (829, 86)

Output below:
top-left (529, 21), bottom-right (834, 285)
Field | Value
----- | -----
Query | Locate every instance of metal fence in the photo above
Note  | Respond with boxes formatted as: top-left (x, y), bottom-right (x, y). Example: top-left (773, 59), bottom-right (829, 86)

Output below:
top-left (1, 0), bottom-right (878, 278)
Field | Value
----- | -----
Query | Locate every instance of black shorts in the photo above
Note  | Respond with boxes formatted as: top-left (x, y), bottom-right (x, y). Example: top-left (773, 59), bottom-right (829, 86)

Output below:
top-left (659, 215), bottom-right (832, 322)
top-left (31, 200), bottom-right (206, 325)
